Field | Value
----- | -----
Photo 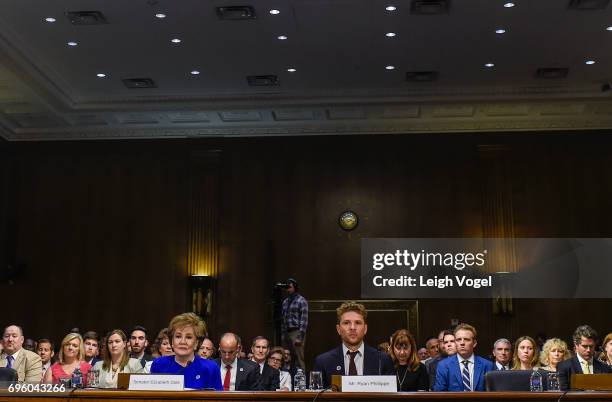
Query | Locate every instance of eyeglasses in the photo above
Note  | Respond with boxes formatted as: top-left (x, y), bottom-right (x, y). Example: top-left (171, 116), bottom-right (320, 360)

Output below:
top-left (268, 357), bottom-right (283, 363)
top-left (219, 349), bottom-right (238, 355)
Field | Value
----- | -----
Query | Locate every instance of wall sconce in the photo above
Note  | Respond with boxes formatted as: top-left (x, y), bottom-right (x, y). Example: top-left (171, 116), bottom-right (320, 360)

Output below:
top-left (188, 275), bottom-right (214, 318)
top-left (492, 272), bottom-right (514, 316)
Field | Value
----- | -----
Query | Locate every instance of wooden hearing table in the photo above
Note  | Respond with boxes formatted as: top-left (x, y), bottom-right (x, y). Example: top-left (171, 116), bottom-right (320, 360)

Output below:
top-left (1, 390), bottom-right (612, 402)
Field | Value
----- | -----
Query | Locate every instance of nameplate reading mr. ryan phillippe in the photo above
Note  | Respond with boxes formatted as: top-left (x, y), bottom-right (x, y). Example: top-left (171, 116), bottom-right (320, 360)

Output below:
top-left (128, 374), bottom-right (184, 391)
top-left (341, 375), bottom-right (397, 393)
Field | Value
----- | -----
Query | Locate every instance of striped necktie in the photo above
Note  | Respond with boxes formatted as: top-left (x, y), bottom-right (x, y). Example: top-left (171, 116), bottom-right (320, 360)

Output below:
top-left (462, 360), bottom-right (472, 391)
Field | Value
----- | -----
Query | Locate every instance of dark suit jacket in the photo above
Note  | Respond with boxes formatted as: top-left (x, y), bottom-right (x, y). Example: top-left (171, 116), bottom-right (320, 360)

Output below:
top-left (313, 344), bottom-right (394, 388)
top-left (259, 363), bottom-right (280, 391)
top-left (214, 358), bottom-right (261, 390)
top-left (433, 355), bottom-right (494, 391)
top-left (558, 356), bottom-right (612, 390)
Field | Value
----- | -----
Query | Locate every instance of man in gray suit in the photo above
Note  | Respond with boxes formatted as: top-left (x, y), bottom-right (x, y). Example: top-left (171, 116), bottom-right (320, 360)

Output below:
top-left (0, 325), bottom-right (42, 383)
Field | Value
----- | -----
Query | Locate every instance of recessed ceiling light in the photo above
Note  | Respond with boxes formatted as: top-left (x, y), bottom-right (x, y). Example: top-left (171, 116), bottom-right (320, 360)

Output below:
top-left (607, 26), bottom-right (612, 31)
top-left (495, 29), bottom-right (506, 34)
top-left (503, 2), bottom-right (515, 7)
top-left (171, 38), bottom-right (181, 43)
top-left (385, 65), bottom-right (395, 70)
top-left (45, 17), bottom-right (56, 23)
top-left (269, 9), bottom-right (280, 15)
top-left (585, 60), bottom-right (596, 65)
top-left (190, 70), bottom-right (200, 75)
top-left (155, 13), bottom-right (166, 19)
top-left (67, 41), bottom-right (78, 46)
top-left (385, 32), bottom-right (397, 37)
top-left (385, 5), bottom-right (397, 11)
top-left (277, 35), bottom-right (288, 40)
top-left (485, 63), bottom-right (495, 68)
top-left (287, 68), bottom-right (296, 72)
top-left (96, 73), bottom-right (107, 78)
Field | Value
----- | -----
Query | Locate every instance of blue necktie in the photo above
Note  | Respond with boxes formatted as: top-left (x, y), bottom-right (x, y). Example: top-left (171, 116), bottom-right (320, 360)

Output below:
top-left (6, 355), bottom-right (14, 369)
top-left (462, 360), bottom-right (471, 391)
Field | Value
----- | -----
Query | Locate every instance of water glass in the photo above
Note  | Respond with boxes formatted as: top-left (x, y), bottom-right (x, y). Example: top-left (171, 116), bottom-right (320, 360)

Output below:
top-left (547, 372), bottom-right (560, 391)
top-left (58, 377), bottom-right (72, 388)
top-left (309, 371), bottom-right (323, 390)
top-left (87, 369), bottom-right (100, 388)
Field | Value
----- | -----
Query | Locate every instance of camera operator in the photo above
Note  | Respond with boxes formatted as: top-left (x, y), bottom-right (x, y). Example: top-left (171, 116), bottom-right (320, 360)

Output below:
top-left (281, 278), bottom-right (308, 371)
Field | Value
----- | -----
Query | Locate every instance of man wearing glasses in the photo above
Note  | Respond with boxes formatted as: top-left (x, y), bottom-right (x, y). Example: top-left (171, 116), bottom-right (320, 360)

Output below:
top-left (215, 333), bottom-right (261, 391)
top-left (558, 325), bottom-right (612, 390)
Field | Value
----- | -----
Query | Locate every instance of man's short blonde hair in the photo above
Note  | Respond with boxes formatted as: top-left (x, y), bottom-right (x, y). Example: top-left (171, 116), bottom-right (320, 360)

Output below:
top-left (336, 301), bottom-right (367, 323)
top-left (453, 323), bottom-right (477, 339)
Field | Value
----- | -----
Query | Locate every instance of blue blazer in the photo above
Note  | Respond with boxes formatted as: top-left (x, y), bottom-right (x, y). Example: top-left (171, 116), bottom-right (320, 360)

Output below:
top-left (433, 355), bottom-right (494, 391)
top-left (313, 344), bottom-right (394, 388)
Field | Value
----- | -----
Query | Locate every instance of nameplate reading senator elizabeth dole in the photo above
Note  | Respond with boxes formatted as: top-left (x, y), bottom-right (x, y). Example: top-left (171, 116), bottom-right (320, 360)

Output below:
top-left (341, 375), bottom-right (397, 393)
top-left (128, 374), bottom-right (184, 391)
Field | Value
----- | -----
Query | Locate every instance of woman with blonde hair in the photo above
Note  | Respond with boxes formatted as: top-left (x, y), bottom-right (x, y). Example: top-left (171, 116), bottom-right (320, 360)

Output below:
top-left (540, 338), bottom-right (570, 371)
top-left (599, 333), bottom-right (612, 367)
top-left (512, 336), bottom-right (540, 370)
top-left (150, 312), bottom-right (222, 390)
top-left (389, 329), bottom-right (428, 391)
top-left (93, 329), bottom-right (143, 388)
top-left (43, 333), bottom-right (91, 385)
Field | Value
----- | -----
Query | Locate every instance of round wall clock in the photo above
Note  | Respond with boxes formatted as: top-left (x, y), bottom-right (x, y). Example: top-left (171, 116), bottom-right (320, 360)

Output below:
top-left (338, 210), bottom-right (358, 231)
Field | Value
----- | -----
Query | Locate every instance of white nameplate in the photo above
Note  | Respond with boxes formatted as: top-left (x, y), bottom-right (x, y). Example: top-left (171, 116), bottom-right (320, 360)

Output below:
top-left (128, 374), bottom-right (184, 391)
top-left (341, 375), bottom-right (397, 393)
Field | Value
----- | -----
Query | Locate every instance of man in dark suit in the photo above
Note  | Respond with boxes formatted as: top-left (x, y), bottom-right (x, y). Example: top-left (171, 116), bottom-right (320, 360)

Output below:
top-left (215, 333), bottom-right (261, 391)
top-left (492, 338), bottom-right (512, 371)
top-left (250, 336), bottom-right (280, 391)
top-left (558, 325), bottom-right (612, 390)
top-left (433, 323), bottom-right (494, 391)
top-left (313, 301), bottom-right (394, 388)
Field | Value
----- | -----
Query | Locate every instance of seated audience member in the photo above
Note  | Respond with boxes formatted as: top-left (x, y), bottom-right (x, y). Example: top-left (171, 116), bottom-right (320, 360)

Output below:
top-left (250, 336), bottom-right (280, 391)
top-left (199, 337), bottom-right (215, 359)
top-left (93, 329), bottom-right (143, 388)
top-left (129, 326), bottom-right (152, 368)
top-left (512, 336), bottom-right (540, 370)
top-left (558, 325), bottom-right (612, 390)
top-left (378, 342), bottom-right (390, 355)
top-left (216, 333), bottom-right (261, 391)
top-left (389, 329), bottom-right (428, 391)
top-left (36, 339), bottom-right (55, 381)
top-left (282, 348), bottom-right (292, 371)
top-left (0, 325), bottom-right (42, 383)
top-left (144, 328), bottom-right (174, 372)
top-left (418, 347), bottom-right (430, 362)
top-left (83, 331), bottom-right (101, 366)
top-left (599, 332), bottom-right (612, 367)
top-left (492, 338), bottom-right (512, 370)
top-left (268, 346), bottom-right (292, 391)
top-left (425, 336), bottom-right (440, 361)
top-left (434, 323), bottom-right (494, 391)
top-left (24, 339), bottom-right (37, 352)
top-left (427, 330), bottom-right (456, 390)
top-left (43, 333), bottom-right (91, 385)
top-left (151, 313), bottom-right (222, 390)
top-left (540, 338), bottom-right (570, 372)
top-left (313, 301), bottom-right (394, 388)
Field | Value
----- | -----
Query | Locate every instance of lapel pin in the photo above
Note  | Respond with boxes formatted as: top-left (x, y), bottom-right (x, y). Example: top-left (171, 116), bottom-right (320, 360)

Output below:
top-left (336, 366), bottom-right (341, 371)
top-left (195, 375), bottom-right (201, 380)
top-left (240, 368), bottom-right (244, 372)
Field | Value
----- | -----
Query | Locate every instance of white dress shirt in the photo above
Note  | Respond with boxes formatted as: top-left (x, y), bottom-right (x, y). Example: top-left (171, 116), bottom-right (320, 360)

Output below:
top-left (220, 357), bottom-right (238, 390)
top-left (342, 342), bottom-right (365, 375)
top-left (457, 354), bottom-right (475, 389)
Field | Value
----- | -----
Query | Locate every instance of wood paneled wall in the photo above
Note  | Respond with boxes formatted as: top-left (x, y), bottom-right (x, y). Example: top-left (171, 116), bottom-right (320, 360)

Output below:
top-left (0, 133), bottom-right (611, 365)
